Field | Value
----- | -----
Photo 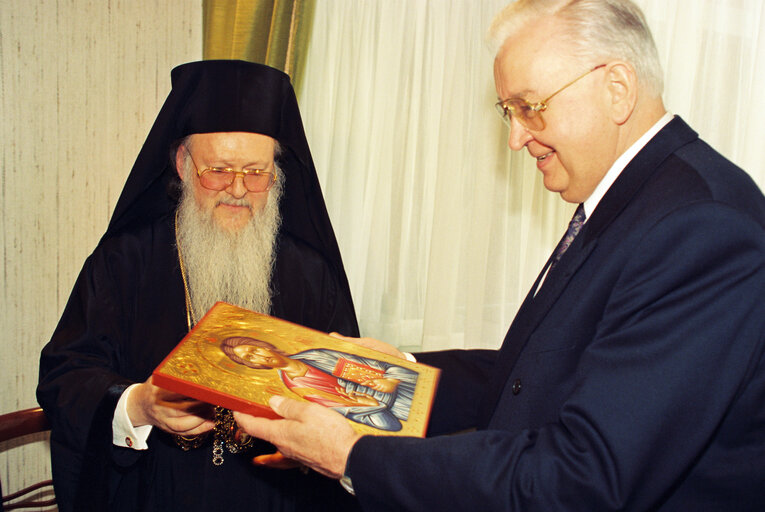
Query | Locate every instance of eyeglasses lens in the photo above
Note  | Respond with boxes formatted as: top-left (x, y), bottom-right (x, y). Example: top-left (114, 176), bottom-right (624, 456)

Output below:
top-left (200, 170), bottom-right (273, 192)
top-left (496, 100), bottom-right (544, 131)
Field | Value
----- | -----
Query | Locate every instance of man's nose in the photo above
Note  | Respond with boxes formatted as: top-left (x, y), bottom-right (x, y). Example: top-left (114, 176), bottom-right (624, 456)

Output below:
top-left (227, 173), bottom-right (248, 198)
top-left (507, 117), bottom-right (533, 151)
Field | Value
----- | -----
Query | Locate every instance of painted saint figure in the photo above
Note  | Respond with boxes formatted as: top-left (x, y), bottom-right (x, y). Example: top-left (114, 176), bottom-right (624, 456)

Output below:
top-left (221, 337), bottom-right (417, 432)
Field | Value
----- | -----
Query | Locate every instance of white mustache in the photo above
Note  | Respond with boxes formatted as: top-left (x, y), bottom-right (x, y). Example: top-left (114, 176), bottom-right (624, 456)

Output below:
top-left (217, 198), bottom-right (252, 209)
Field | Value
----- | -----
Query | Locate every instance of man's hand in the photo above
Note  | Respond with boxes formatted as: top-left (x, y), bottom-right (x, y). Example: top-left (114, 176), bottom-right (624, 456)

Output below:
top-left (233, 396), bottom-right (361, 479)
top-left (329, 332), bottom-right (407, 359)
top-left (126, 376), bottom-right (215, 435)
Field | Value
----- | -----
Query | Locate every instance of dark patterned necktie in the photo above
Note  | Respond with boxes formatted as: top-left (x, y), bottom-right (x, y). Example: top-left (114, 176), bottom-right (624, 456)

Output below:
top-left (550, 203), bottom-right (586, 269)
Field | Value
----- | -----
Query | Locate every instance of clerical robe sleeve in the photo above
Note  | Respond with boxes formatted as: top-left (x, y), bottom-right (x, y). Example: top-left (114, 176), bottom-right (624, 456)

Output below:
top-left (37, 218), bottom-right (188, 509)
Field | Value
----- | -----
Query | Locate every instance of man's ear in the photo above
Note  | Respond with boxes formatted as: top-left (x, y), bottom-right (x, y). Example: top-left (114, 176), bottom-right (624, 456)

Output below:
top-left (175, 145), bottom-right (186, 181)
top-left (604, 61), bottom-right (637, 125)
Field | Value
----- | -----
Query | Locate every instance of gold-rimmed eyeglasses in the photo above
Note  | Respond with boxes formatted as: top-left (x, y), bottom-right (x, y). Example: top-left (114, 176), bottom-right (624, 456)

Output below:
top-left (495, 64), bottom-right (606, 131)
top-left (184, 148), bottom-right (277, 193)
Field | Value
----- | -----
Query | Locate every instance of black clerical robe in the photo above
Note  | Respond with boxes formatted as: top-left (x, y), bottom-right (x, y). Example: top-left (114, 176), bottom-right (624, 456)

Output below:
top-left (38, 214), bottom-right (360, 512)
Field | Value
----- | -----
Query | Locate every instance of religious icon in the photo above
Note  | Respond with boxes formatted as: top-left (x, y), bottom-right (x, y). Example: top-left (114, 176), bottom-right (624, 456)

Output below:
top-left (153, 302), bottom-right (439, 437)
top-left (220, 336), bottom-right (417, 432)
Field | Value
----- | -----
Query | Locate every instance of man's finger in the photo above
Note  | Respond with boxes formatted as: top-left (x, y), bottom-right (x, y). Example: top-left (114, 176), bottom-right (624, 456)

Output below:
top-left (232, 411), bottom-right (282, 442)
top-left (157, 398), bottom-right (214, 416)
top-left (155, 388), bottom-right (195, 401)
top-left (268, 395), bottom-right (318, 422)
top-left (175, 419), bottom-right (215, 435)
top-left (251, 451), bottom-right (302, 470)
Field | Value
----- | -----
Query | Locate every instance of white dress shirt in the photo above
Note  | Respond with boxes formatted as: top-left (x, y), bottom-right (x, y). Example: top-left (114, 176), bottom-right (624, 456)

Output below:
top-left (533, 112), bottom-right (674, 295)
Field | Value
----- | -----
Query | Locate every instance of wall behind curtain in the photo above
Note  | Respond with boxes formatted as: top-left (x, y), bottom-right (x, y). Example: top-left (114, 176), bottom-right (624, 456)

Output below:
top-left (0, 0), bottom-right (202, 497)
top-left (298, 0), bottom-right (764, 353)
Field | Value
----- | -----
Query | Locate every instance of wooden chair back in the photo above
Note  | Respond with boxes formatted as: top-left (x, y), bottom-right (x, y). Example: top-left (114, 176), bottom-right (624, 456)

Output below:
top-left (0, 407), bottom-right (57, 511)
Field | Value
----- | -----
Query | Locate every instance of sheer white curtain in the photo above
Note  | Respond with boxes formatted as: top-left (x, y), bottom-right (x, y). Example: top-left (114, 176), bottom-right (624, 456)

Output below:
top-left (299, 0), bottom-right (765, 352)
top-left (639, 0), bottom-right (765, 178)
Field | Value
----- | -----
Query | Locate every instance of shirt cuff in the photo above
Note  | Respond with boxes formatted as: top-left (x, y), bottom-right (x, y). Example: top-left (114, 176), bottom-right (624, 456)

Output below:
top-left (403, 352), bottom-right (417, 362)
top-left (339, 459), bottom-right (355, 495)
top-left (113, 383), bottom-right (153, 450)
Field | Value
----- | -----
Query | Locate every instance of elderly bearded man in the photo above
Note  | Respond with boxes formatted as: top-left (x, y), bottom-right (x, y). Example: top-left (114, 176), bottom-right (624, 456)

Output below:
top-left (232, 1), bottom-right (765, 511)
top-left (38, 61), bottom-right (361, 512)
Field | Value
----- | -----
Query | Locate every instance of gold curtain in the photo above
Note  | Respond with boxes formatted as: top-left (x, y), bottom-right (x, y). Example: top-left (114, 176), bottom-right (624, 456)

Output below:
top-left (202, 0), bottom-right (314, 93)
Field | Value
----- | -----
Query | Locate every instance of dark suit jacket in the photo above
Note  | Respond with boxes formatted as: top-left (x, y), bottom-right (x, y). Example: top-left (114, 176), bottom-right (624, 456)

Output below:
top-left (348, 117), bottom-right (765, 511)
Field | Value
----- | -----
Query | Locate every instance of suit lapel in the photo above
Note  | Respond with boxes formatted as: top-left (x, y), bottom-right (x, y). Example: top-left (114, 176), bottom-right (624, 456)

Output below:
top-left (477, 117), bottom-right (699, 427)
top-left (477, 235), bottom-right (596, 426)
top-left (581, 117), bottom-right (698, 246)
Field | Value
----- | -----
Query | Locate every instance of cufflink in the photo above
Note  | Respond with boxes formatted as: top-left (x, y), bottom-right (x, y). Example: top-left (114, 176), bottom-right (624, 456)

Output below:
top-left (125, 436), bottom-right (133, 447)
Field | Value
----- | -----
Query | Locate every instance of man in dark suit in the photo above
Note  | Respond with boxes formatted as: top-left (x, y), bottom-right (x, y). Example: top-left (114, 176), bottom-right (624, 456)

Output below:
top-left (233, 1), bottom-right (765, 510)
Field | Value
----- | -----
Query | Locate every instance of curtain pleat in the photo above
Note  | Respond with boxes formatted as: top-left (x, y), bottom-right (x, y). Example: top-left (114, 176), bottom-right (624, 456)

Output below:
top-left (202, 0), bottom-right (314, 91)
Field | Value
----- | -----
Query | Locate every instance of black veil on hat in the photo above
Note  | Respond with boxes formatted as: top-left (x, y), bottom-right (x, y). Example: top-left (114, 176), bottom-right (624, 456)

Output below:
top-left (106, 60), bottom-right (354, 313)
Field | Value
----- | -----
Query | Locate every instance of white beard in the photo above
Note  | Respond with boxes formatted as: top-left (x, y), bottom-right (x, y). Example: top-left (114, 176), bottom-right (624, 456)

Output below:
top-left (175, 170), bottom-right (283, 323)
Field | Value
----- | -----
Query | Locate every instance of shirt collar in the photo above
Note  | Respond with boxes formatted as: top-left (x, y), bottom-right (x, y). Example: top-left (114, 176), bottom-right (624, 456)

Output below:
top-left (582, 112), bottom-right (674, 220)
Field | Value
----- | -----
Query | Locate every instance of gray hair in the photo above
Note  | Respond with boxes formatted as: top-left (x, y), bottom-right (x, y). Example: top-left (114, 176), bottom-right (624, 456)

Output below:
top-left (488, 0), bottom-right (663, 96)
